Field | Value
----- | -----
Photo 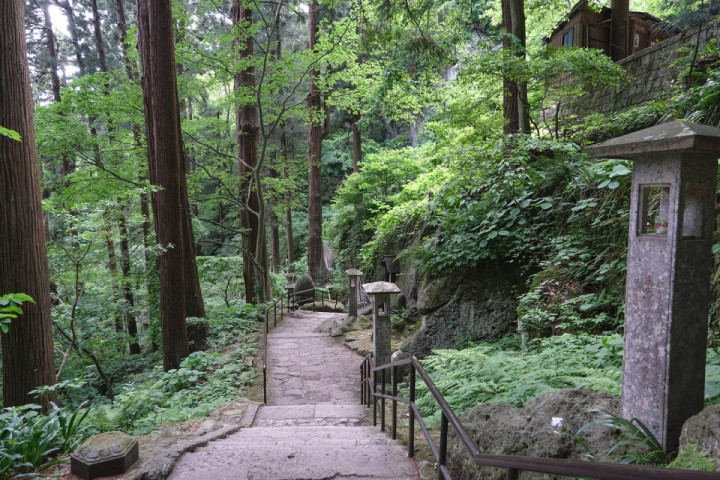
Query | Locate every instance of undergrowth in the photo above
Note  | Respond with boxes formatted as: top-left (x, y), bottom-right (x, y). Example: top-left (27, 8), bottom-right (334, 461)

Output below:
top-left (414, 334), bottom-right (624, 426)
top-left (416, 334), bottom-right (720, 430)
top-left (85, 300), bottom-right (259, 435)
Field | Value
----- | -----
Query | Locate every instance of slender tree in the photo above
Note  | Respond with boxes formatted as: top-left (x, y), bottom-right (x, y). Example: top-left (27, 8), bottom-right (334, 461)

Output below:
top-left (0, 0), bottom-right (58, 408)
top-left (501, 0), bottom-right (529, 134)
top-left (232, 0), bottom-right (268, 303)
top-left (307, 0), bottom-right (330, 283)
top-left (137, 0), bottom-right (189, 370)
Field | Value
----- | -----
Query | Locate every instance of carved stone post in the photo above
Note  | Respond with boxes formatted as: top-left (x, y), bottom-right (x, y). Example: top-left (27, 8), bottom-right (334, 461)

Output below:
top-left (363, 281), bottom-right (401, 367)
top-left (585, 120), bottom-right (720, 451)
top-left (346, 269), bottom-right (363, 317)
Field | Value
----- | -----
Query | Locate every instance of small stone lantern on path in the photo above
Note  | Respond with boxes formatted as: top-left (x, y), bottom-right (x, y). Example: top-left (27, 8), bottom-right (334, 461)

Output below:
top-left (346, 269), bottom-right (363, 317)
top-left (585, 120), bottom-right (720, 451)
top-left (363, 281), bottom-right (401, 367)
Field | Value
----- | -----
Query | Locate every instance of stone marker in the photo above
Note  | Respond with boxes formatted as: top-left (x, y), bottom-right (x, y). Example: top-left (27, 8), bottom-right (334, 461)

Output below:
top-left (71, 431), bottom-right (139, 480)
top-left (346, 269), bottom-right (363, 317)
top-left (294, 272), bottom-right (315, 305)
top-left (585, 120), bottom-right (720, 451)
top-left (363, 281), bottom-right (401, 366)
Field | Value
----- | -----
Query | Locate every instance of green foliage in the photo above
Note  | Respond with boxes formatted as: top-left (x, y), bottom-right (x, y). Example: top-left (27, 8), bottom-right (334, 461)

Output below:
top-left (0, 293), bottom-right (34, 334)
top-left (415, 334), bottom-right (623, 426)
top-left (328, 145), bottom-right (431, 271)
top-left (196, 256), bottom-right (244, 307)
top-left (86, 302), bottom-right (258, 435)
top-left (668, 444), bottom-right (718, 472)
top-left (0, 402), bottom-right (90, 478)
top-left (0, 126), bottom-right (21, 142)
top-left (578, 409), bottom-right (669, 465)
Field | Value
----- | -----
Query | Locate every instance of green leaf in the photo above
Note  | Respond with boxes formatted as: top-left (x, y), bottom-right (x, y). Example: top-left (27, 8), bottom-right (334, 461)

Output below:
top-left (0, 126), bottom-right (21, 142)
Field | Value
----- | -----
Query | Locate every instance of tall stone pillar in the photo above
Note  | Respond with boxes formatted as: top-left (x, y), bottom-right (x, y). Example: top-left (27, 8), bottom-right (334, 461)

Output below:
top-left (346, 269), bottom-right (363, 317)
top-left (585, 120), bottom-right (720, 451)
top-left (363, 281), bottom-right (401, 367)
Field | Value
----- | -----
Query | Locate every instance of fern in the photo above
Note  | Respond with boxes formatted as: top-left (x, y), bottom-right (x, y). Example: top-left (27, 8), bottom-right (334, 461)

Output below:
top-left (415, 334), bottom-right (623, 424)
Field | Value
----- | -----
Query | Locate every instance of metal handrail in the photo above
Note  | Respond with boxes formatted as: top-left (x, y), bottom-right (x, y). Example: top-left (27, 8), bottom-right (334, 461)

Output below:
top-left (288, 286), bottom-right (337, 310)
top-left (361, 354), bottom-right (720, 480)
top-left (263, 296), bottom-right (285, 404)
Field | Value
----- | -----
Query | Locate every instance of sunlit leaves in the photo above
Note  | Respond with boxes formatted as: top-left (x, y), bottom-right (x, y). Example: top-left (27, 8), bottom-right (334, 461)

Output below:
top-left (0, 126), bottom-right (21, 142)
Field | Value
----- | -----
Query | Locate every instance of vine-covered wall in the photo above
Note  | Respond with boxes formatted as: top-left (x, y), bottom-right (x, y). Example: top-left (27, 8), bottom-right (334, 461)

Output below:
top-left (574, 20), bottom-right (720, 115)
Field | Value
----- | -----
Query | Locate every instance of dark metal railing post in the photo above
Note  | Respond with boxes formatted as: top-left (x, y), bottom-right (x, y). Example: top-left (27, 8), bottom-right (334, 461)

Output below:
top-left (408, 362), bottom-right (415, 458)
top-left (506, 468), bottom-right (519, 480)
top-left (381, 369), bottom-right (386, 432)
top-left (392, 365), bottom-right (398, 440)
top-left (274, 302), bottom-right (277, 327)
top-left (361, 362), bottom-right (365, 404)
top-left (438, 412), bottom-right (448, 480)
top-left (373, 368), bottom-right (378, 426)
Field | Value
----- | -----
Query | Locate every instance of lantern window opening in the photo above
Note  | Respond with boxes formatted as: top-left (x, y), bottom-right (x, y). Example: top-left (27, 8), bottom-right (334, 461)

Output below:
top-left (639, 184), bottom-right (670, 236)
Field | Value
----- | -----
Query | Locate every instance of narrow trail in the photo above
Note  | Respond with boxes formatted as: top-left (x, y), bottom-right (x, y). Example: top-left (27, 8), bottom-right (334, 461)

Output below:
top-left (167, 310), bottom-right (419, 480)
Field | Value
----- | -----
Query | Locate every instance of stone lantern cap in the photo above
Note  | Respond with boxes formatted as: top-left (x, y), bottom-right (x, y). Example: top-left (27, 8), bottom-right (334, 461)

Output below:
top-left (363, 281), bottom-right (401, 295)
top-left (345, 268), bottom-right (363, 276)
top-left (584, 120), bottom-right (720, 159)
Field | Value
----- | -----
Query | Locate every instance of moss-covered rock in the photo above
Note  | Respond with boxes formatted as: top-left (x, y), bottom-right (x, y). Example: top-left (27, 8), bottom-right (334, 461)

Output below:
top-left (402, 262), bottom-right (525, 358)
top-left (680, 404), bottom-right (720, 470)
top-left (447, 388), bottom-right (623, 479)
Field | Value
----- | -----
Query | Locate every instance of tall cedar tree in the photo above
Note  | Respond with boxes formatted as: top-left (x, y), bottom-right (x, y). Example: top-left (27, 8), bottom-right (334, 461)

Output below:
top-left (307, 0), bottom-right (330, 283)
top-left (137, 0), bottom-right (189, 370)
top-left (233, 0), bottom-right (269, 303)
top-left (0, 0), bottom-right (58, 408)
top-left (502, 0), bottom-right (529, 134)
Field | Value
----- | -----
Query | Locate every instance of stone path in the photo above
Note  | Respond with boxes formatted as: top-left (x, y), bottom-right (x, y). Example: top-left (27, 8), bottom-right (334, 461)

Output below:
top-left (167, 310), bottom-right (419, 480)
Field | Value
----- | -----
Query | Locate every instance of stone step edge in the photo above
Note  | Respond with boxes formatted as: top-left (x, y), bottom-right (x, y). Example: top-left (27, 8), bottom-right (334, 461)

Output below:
top-left (130, 401), bottom-right (261, 480)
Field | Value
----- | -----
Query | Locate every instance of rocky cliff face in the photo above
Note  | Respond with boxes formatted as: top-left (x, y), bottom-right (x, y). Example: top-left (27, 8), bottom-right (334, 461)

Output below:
top-left (394, 261), bottom-right (526, 358)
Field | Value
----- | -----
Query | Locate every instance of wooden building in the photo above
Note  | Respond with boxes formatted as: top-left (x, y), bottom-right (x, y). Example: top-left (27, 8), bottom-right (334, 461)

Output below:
top-left (545, 0), bottom-right (682, 61)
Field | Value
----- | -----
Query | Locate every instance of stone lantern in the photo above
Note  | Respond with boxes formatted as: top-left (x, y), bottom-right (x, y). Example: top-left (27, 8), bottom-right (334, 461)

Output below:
top-left (585, 120), bottom-right (720, 451)
top-left (363, 281), bottom-right (401, 366)
top-left (346, 269), bottom-right (363, 317)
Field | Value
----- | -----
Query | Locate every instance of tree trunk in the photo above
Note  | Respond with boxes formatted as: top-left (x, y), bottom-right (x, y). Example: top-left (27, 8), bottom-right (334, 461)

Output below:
top-left (233, 0), bottom-right (268, 303)
top-left (118, 211), bottom-right (141, 354)
top-left (351, 115), bottom-right (361, 173)
top-left (502, 0), bottom-right (519, 135)
top-left (137, 0), bottom-right (189, 371)
top-left (54, 0), bottom-right (86, 74)
top-left (509, 0), bottom-right (529, 134)
top-left (115, 0), bottom-right (138, 80)
top-left (0, 0), bottom-right (58, 409)
top-left (42, 4), bottom-right (62, 103)
top-left (281, 129), bottom-right (294, 265)
top-left (269, 167), bottom-right (281, 273)
top-left (91, 0), bottom-right (108, 72)
top-left (501, 0), bottom-right (529, 135)
top-left (103, 218), bottom-right (124, 336)
top-left (307, 0), bottom-right (329, 283)
top-left (114, 0), bottom-right (155, 340)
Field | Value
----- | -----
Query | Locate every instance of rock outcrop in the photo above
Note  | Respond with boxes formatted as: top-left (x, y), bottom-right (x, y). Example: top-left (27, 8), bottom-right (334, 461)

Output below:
top-left (680, 404), bottom-right (720, 468)
top-left (447, 388), bottom-right (623, 480)
top-left (400, 262), bottom-right (525, 358)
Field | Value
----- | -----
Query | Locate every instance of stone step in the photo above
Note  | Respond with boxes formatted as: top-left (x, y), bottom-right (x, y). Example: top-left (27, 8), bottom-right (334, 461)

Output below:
top-left (166, 426), bottom-right (417, 480)
top-left (252, 404), bottom-right (367, 427)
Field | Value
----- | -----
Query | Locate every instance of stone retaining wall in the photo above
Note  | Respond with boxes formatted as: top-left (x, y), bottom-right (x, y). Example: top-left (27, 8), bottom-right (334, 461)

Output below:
top-left (575, 21), bottom-right (720, 115)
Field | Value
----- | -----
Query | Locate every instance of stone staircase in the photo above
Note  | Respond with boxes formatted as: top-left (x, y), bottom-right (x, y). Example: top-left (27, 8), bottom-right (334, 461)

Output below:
top-left (167, 311), bottom-right (418, 480)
